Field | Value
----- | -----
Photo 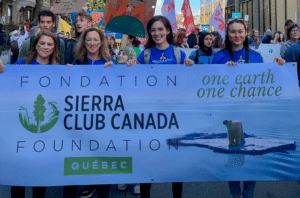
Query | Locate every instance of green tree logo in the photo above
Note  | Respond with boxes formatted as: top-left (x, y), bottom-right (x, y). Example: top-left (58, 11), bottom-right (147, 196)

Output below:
top-left (19, 94), bottom-right (59, 133)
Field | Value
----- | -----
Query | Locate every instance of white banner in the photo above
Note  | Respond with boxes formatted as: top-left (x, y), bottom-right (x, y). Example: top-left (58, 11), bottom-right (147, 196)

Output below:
top-left (0, 63), bottom-right (299, 186)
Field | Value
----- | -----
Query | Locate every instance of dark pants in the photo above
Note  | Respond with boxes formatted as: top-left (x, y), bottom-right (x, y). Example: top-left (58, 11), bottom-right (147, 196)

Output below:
top-left (11, 186), bottom-right (46, 198)
top-left (140, 182), bottom-right (182, 198)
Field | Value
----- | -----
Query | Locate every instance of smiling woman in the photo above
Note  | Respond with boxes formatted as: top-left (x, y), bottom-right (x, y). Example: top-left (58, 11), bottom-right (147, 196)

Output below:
top-left (72, 27), bottom-right (115, 67)
top-left (14, 30), bottom-right (59, 65)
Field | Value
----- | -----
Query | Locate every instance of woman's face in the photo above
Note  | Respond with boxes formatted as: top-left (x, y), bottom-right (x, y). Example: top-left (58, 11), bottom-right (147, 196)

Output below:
top-left (36, 35), bottom-right (55, 59)
top-left (183, 35), bottom-right (188, 43)
top-left (279, 34), bottom-right (284, 40)
top-left (204, 35), bottom-right (213, 48)
top-left (211, 35), bottom-right (217, 42)
top-left (228, 22), bottom-right (246, 47)
top-left (85, 30), bottom-right (101, 54)
top-left (117, 51), bottom-right (129, 64)
top-left (107, 36), bottom-right (115, 46)
top-left (290, 27), bottom-right (300, 40)
top-left (149, 20), bottom-right (170, 45)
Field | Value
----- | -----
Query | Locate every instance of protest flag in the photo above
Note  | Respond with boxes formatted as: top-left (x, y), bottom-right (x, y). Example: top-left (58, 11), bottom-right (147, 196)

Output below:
top-left (209, 5), bottom-right (225, 43)
top-left (57, 17), bottom-right (72, 38)
top-left (161, 0), bottom-right (178, 31)
top-left (181, 0), bottom-right (195, 34)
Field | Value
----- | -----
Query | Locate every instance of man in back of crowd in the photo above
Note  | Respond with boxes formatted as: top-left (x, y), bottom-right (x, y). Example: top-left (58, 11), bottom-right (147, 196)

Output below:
top-left (18, 10), bottom-right (65, 64)
top-left (188, 27), bottom-right (201, 48)
top-left (65, 11), bottom-right (93, 64)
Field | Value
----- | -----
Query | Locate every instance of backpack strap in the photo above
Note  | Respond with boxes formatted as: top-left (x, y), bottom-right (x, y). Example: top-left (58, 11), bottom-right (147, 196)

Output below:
top-left (144, 48), bottom-right (151, 64)
top-left (195, 49), bottom-right (199, 64)
top-left (172, 46), bottom-right (181, 64)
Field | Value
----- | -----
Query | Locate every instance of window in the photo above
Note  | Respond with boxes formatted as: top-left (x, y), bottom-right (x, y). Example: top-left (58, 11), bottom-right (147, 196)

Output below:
top-left (8, 5), bottom-right (12, 24)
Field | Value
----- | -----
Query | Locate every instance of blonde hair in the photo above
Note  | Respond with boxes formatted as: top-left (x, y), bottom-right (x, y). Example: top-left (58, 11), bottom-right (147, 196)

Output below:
top-left (25, 30), bottom-right (59, 64)
top-left (75, 27), bottom-right (111, 62)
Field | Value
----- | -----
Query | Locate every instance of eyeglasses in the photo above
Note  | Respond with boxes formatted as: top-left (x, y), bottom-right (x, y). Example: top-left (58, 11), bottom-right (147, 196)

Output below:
top-left (291, 29), bottom-right (300, 33)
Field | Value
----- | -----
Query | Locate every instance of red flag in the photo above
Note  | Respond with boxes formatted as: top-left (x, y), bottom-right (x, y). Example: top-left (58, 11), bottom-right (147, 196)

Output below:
top-left (181, 0), bottom-right (195, 34)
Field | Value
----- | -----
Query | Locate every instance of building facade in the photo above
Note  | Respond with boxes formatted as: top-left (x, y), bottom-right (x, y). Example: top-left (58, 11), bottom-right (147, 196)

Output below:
top-left (225, 0), bottom-right (300, 35)
top-left (0, 0), bottom-right (52, 26)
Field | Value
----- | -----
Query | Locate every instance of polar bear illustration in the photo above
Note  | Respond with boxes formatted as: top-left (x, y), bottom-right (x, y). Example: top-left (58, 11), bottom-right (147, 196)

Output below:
top-left (223, 120), bottom-right (245, 147)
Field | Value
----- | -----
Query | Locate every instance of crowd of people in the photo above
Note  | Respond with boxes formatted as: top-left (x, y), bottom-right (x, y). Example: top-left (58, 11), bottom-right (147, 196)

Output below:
top-left (0, 8), bottom-right (299, 198)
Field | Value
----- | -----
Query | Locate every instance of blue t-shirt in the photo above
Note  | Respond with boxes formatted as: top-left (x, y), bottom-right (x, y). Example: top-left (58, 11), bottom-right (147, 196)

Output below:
top-left (137, 45), bottom-right (186, 64)
top-left (211, 47), bottom-right (263, 64)
top-left (87, 57), bottom-right (116, 65)
top-left (14, 58), bottom-right (52, 65)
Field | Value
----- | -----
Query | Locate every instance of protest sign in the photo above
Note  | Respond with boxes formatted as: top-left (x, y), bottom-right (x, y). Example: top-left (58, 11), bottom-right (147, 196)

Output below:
top-left (53, 0), bottom-right (85, 14)
top-left (57, 17), bottom-right (71, 39)
top-left (104, 0), bottom-right (156, 27)
top-left (0, 63), bottom-right (299, 186)
top-left (256, 44), bottom-right (281, 62)
top-left (210, 5), bottom-right (225, 43)
top-left (161, 0), bottom-right (177, 31)
top-left (181, 0), bottom-right (195, 34)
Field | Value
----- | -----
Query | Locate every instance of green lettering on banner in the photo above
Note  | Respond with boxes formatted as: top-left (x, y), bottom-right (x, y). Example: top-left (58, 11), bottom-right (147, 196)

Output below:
top-left (64, 157), bottom-right (132, 175)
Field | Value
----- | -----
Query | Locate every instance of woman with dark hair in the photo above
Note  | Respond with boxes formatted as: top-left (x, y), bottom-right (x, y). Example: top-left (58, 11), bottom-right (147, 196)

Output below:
top-left (15, 30), bottom-right (59, 65)
top-left (126, 34), bottom-right (142, 57)
top-left (175, 31), bottom-right (189, 48)
top-left (212, 18), bottom-right (263, 65)
top-left (188, 32), bottom-right (214, 64)
top-left (137, 15), bottom-right (193, 66)
top-left (281, 23), bottom-right (300, 58)
top-left (136, 15), bottom-right (193, 198)
top-left (72, 27), bottom-right (114, 66)
top-left (211, 31), bottom-right (224, 50)
top-left (106, 34), bottom-right (118, 58)
top-left (211, 18), bottom-right (284, 198)
top-left (271, 31), bottom-right (284, 44)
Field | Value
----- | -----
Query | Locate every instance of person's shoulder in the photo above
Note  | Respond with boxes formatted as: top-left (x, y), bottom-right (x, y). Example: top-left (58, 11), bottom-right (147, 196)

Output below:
top-left (214, 48), bottom-right (228, 56)
top-left (248, 48), bottom-right (261, 56)
top-left (15, 58), bottom-right (26, 64)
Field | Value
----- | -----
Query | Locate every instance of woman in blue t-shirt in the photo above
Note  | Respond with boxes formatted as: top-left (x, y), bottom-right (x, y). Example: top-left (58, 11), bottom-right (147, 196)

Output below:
top-left (11, 30), bottom-right (60, 198)
top-left (211, 18), bottom-right (284, 198)
top-left (15, 30), bottom-right (59, 65)
top-left (136, 15), bottom-right (189, 198)
top-left (189, 32), bottom-right (214, 64)
top-left (72, 27), bottom-right (115, 66)
top-left (136, 15), bottom-right (194, 66)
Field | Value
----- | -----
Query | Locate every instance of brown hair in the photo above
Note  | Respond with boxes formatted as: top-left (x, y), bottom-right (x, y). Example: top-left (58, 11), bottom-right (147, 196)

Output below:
top-left (105, 34), bottom-right (117, 50)
top-left (25, 30), bottom-right (59, 64)
top-left (286, 23), bottom-right (299, 40)
top-left (75, 11), bottom-right (93, 23)
top-left (175, 32), bottom-right (186, 46)
top-left (75, 27), bottom-right (111, 62)
top-left (211, 31), bottom-right (224, 48)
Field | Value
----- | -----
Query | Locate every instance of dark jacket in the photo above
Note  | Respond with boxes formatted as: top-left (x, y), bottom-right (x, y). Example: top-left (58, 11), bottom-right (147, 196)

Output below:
top-left (65, 39), bottom-right (77, 64)
top-left (187, 33), bottom-right (201, 48)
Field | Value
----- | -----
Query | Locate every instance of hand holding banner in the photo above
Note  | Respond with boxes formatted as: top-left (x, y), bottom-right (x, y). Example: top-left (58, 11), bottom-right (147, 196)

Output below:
top-left (210, 5), bottom-right (225, 43)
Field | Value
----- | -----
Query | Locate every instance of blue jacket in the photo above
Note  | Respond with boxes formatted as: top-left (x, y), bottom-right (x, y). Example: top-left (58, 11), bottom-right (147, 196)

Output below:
top-left (284, 41), bottom-right (300, 63)
top-left (188, 48), bottom-right (214, 64)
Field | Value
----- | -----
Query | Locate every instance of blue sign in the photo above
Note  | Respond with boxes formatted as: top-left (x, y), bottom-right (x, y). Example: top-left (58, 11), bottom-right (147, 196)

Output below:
top-left (202, 25), bottom-right (209, 32)
top-left (232, 12), bottom-right (241, 18)
top-left (0, 63), bottom-right (299, 186)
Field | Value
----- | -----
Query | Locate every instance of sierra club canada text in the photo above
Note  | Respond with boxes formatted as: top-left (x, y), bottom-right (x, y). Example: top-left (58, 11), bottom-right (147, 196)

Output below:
top-left (63, 95), bottom-right (179, 130)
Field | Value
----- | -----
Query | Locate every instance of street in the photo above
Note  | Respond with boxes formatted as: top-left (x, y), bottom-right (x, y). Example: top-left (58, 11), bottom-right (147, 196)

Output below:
top-left (0, 181), bottom-right (299, 198)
